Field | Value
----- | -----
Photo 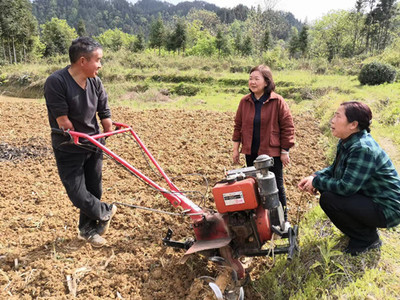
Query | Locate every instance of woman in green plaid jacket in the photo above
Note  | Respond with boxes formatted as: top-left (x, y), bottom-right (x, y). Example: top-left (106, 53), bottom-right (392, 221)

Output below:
top-left (298, 101), bottom-right (400, 256)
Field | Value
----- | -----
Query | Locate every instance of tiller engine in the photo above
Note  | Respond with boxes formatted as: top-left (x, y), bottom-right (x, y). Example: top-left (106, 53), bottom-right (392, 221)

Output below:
top-left (164, 154), bottom-right (298, 279)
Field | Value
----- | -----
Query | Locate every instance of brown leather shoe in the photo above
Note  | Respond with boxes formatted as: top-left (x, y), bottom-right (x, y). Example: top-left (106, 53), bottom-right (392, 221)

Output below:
top-left (78, 229), bottom-right (107, 248)
top-left (97, 204), bottom-right (117, 236)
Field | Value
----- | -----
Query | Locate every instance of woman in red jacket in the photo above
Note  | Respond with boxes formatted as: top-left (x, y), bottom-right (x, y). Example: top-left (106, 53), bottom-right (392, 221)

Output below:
top-left (232, 65), bottom-right (295, 219)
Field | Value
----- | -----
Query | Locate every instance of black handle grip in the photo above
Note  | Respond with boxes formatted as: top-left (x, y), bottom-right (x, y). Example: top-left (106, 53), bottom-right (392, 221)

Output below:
top-left (51, 128), bottom-right (69, 136)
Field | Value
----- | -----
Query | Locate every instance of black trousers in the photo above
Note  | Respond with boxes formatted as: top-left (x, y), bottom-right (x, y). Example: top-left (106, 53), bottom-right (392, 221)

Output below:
top-left (319, 191), bottom-right (387, 247)
top-left (246, 154), bottom-right (287, 209)
top-left (53, 148), bottom-right (113, 231)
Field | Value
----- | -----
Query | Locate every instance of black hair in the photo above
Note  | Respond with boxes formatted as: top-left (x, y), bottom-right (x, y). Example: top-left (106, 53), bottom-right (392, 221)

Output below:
top-left (341, 101), bottom-right (373, 133)
top-left (69, 37), bottom-right (102, 64)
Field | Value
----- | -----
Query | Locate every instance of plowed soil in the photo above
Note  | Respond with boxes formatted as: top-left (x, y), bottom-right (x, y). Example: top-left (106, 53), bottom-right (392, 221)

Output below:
top-left (0, 96), bottom-right (326, 299)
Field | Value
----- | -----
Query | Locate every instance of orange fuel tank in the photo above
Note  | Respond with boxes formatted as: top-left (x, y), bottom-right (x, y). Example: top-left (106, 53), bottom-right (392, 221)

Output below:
top-left (212, 178), bottom-right (259, 213)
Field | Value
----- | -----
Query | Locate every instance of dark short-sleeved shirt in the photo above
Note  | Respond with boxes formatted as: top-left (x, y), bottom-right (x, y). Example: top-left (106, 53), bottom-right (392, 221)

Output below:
top-left (44, 66), bottom-right (111, 153)
top-left (313, 130), bottom-right (400, 228)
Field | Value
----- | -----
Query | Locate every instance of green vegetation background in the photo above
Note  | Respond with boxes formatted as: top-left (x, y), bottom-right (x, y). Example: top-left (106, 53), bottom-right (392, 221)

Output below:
top-left (1, 51), bottom-right (400, 299)
top-left (1, 0), bottom-right (400, 297)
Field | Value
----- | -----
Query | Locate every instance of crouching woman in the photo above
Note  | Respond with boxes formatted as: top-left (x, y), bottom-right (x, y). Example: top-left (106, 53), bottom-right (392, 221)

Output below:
top-left (298, 101), bottom-right (400, 255)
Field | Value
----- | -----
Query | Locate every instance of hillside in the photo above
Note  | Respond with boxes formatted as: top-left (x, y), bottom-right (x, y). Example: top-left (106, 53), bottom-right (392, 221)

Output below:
top-left (31, 0), bottom-right (303, 37)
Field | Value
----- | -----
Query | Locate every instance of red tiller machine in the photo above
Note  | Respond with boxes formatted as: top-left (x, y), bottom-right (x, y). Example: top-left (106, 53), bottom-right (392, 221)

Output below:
top-left (52, 122), bottom-right (298, 292)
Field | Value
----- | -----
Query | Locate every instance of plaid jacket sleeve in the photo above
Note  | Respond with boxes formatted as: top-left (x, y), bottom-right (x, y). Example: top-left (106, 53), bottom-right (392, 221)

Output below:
top-left (314, 144), bottom-right (339, 178)
top-left (315, 165), bottom-right (334, 178)
top-left (313, 146), bottom-right (375, 196)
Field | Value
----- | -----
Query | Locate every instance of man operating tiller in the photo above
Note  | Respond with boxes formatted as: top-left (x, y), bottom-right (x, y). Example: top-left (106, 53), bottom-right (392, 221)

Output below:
top-left (44, 37), bottom-right (117, 247)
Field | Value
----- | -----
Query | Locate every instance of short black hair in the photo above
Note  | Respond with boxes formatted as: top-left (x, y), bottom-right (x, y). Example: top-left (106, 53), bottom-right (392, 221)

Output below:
top-left (69, 37), bottom-right (102, 64)
top-left (341, 101), bottom-right (373, 133)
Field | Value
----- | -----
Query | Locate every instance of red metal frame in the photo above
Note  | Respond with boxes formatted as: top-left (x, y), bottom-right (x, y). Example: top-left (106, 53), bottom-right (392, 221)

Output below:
top-left (65, 122), bottom-right (205, 221)
top-left (58, 124), bottom-right (295, 280)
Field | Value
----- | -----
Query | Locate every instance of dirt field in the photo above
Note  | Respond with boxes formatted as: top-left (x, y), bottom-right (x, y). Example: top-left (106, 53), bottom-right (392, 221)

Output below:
top-left (0, 96), bottom-right (326, 299)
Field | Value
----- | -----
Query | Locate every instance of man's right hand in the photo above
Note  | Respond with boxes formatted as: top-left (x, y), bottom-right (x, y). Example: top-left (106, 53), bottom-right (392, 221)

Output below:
top-left (56, 115), bottom-right (74, 131)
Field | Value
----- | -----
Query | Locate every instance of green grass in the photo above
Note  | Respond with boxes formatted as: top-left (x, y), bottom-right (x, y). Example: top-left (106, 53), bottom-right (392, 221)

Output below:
top-left (253, 205), bottom-right (400, 299)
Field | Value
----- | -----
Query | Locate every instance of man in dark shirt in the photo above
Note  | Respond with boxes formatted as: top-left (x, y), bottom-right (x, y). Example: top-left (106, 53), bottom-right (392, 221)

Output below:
top-left (45, 37), bottom-right (117, 247)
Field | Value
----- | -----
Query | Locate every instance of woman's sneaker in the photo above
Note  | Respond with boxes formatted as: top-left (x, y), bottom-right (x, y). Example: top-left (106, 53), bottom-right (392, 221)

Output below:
top-left (96, 204), bottom-right (117, 236)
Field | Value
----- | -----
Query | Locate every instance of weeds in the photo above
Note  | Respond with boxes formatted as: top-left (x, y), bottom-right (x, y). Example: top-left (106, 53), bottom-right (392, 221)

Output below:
top-left (254, 206), bottom-right (400, 299)
top-left (310, 238), bottom-right (344, 277)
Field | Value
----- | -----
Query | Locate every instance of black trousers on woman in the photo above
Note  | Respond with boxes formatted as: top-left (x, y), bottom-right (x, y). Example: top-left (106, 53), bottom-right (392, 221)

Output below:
top-left (319, 191), bottom-right (387, 248)
top-left (246, 154), bottom-right (287, 215)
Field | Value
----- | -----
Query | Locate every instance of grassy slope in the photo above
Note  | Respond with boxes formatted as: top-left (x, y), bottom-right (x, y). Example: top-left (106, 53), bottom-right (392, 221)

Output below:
top-left (1, 52), bottom-right (400, 298)
top-left (253, 205), bottom-right (400, 299)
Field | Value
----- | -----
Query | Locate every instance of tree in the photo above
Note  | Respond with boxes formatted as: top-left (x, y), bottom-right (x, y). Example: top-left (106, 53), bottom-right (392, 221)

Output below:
top-left (187, 9), bottom-right (221, 35)
top-left (186, 19), bottom-right (202, 49)
top-left (364, 0), bottom-right (378, 52)
top-left (130, 33), bottom-right (145, 52)
top-left (0, 0), bottom-right (39, 63)
top-left (173, 19), bottom-right (187, 54)
top-left (261, 25), bottom-right (272, 52)
top-left (262, 0), bottom-right (280, 11)
top-left (233, 31), bottom-right (243, 55)
top-left (41, 18), bottom-right (77, 56)
top-left (366, 0), bottom-right (398, 52)
top-left (310, 10), bottom-right (360, 61)
top-left (298, 25), bottom-right (309, 57)
top-left (288, 27), bottom-right (299, 58)
top-left (95, 28), bottom-right (135, 52)
top-left (165, 30), bottom-right (176, 52)
top-left (232, 4), bottom-right (250, 21)
top-left (244, 7), bottom-right (265, 54)
top-left (241, 35), bottom-right (253, 56)
top-left (186, 31), bottom-right (216, 56)
top-left (149, 15), bottom-right (165, 55)
top-left (76, 19), bottom-right (87, 37)
top-left (218, 5), bottom-right (249, 23)
top-left (350, 0), bottom-right (367, 54)
top-left (215, 29), bottom-right (225, 56)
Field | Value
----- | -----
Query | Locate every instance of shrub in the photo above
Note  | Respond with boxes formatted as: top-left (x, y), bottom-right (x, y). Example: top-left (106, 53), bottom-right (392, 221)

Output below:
top-left (358, 61), bottom-right (396, 85)
top-left (171, 83), bottom-right (200, 96)
top-left (218, 78), bottom-right (248, 86)
top-left (230, 65), bottom-right (253, 73)
top-left (151, 74), bottom-right (213, 84)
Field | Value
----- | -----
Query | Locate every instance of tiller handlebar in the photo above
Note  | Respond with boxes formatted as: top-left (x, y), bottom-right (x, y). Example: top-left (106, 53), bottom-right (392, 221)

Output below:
top-left (52, 122), bottom-right (204, 221)
top-left (52, 123), bottom-right (231, 258)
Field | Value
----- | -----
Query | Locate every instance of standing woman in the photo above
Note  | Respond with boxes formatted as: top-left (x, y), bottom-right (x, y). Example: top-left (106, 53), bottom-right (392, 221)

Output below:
top-left (232, 65), bottom-right (295, 219)
top-left (298, 102), bottom-right (400, 255)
